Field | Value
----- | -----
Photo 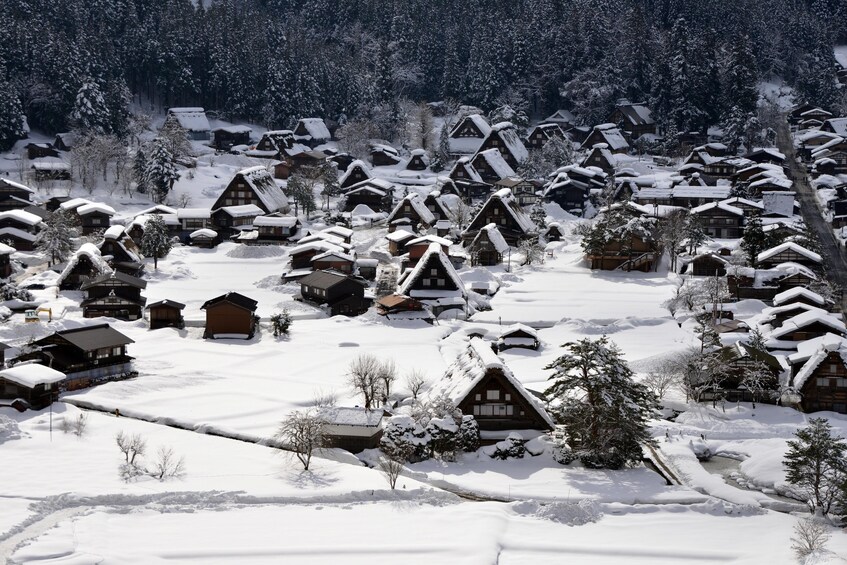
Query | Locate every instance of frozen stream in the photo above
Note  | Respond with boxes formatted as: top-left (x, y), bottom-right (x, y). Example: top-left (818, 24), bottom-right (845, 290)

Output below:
top-left (699, 456), bottom-right (801, 509)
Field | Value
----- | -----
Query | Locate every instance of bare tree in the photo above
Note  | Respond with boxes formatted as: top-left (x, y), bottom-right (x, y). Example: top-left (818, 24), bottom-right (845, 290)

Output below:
top-left (277, 410), bottom-right (325, 471)
top-left (337, 119), bottom-right (379, 159)
top-left (151, 446), bottom-right (186, 481)
top-left (791, 517), bottom-right (831, 561)
top-left (378, 455), bottom-right (405, 490)
top-left (347, 353), bottom-right (384, 410)
top-left (657, 209), bottom-right (689, 272)
top-left (116, 431), bottom-right (147, 465)
top-left (377, 358), bottom-right (397, 403)
top-left (642, 359), bottom-right (680, 400)
top-left (312, 388), bottom-right (338, 409)
top-left (405, 370), bottom-right (426, 400)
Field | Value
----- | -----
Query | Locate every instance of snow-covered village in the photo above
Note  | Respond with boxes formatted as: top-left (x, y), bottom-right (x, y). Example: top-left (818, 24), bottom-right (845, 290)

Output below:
top-left (4, 0), bottom-right (847, 563)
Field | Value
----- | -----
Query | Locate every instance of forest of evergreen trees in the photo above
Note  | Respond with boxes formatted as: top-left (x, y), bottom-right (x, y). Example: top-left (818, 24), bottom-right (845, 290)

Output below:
top-left (0, 0), bottom-right (845, 143)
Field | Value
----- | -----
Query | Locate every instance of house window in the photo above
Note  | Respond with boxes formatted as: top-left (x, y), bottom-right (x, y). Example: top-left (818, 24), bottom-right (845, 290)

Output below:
top-left (505, 393), bottom-right (511, 401)
top-left (96, 348), bottom-right (110, 359)
top-left (493, 208), bottom-right (499, 215)
top-left (486, 389), bottom-right (500, 400)
top-left (430, 269), bottom-right (438, 276)
top-left (112, 347), bottom-right (122, 356)
top-left (829, 364), bottom-right (839, 373)
top-left (437, 278), bottom-right (445, 287)
top-left (475, 394), bottom-right (481, 401)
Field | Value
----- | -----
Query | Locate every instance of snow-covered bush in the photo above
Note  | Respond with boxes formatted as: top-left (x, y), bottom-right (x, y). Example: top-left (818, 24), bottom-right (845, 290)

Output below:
top-left (0, 415), bottom-right (21, 445)
top-left (488, 432), bottom-right (527, 460)
top-left (380, 415), bottom-right (430, 462)
top-left (0, 280), bottom-right (34, 302)
top-left (459, 415), bottom-right (480, 452)
top-left (552, 443), bottom-right (578, 465)
top-left (426, 416), bottom-right (458, 461)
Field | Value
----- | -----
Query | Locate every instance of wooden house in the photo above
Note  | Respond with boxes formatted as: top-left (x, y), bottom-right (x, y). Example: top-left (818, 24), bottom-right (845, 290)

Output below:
top-left (471, 149), bottom-right (516, 184)
top-left (773, 287), bottom-right (830, 310)
top-left (543, 109), bottom-right (576, 128)
top-left (299, 270), bottom-right (371, 316)
top-left (339, 160), bottom-right (372, 190)
top-left (406, 149), bottom-right (430, 171)
top-left (357, 257), bottom-right (379, 280)
top-left (525, 123), bottom-right (565, 150)
top-left (370, 144), bottom-right (401, 167)
top-left (319, 407), bottom-right (385, 452)
top-left (385, 229), bottom-right (417, 256)
top-left (0, 209), bottom-right (42, 251)
top-left (0, 243), bottom-right (12, 279)
top-left (467, 223), bottom-right (509, 266)
top-left (580, 124), bottom-right (630, 153)
top-left (462, 188), bottom-right (537, 246)
top-left (543, 223), bottom-right (565, 242)
top-left (76, 202), bottom-right (115, 235)
top-left (166, 107), bottom-right (211, 141)
top-left (0, 364), bottom-right (65, 410)
top-left (423, 190), bottom-right (454, 222)
top-left (788, 104), bottom-right (832, 125)
top-left (17, 324), bottom-right (134, 389)
top-left (744, 148), bottom-right (786, 166)
top-left (426, 338), bottom-right (554, 434)
top-left (685, 253), bottom-right (730, 277)
top-left (53, 132), bottom-right (78, 152)
top-left (320, 225), bottom-right (354, 244)
top-left (690, 201), bottom-right (745, 239)
top-left (787, 334), bottom-right (847, 413)
top-left (252, 215), bottom-right (300, 242)
top-left (212, 126), bottom-right (251, 151)
top-left (580, 144), bottom-right (617, 175)
top-left (25, 143), bottom-right (59, 160)
top-left (703, 157), bottom-right (753, 179)
top-left (376, 294), bottom-right (426, 318)
top-left (343, 179), bottom-right (393, 213)
top-left (404, 235), bottom-right (452, 267)
top-left (397, 242), bottom-right (466, 317)
top-left (98, 225), bottom-right (143, 276)
top-left (146, 299), bottom-right (185, 330)
top-left (289, 239), bottom-right (351, 270)
top-left (30, 159), bottom-right (71, 180)
top-left (57, 243), bottom-right (112, 290)
top-left (189, 228), bottom-right (219, 248)
top-left (201, 292), bottom-right (259, 339)
top-left (496, 324), bottom-right (540, 351)
top-left (253, 130), bottom-right (295, 156)
top-left (763, 303), bottom-right (825, 329)
top-left (0, 178), bottom-right (35, 211)
top-left (386, 193), bottom-right (436, 232)
top-left (80, 271), bottom-right (147, 321)
top-left (311, 250), bottom-right (356, 274)
top-left (476, 122), bottom-right (529, 170)
top-left (211, 166), bottom-right (289, 215)
top-left (820, 118), bottom-right (847, 137)
top-left (757, 242), bottom-right (822, 269)
top-left (767, 311), bottom-right (846, 347)
top-left (293, 118), bottom-right (331, 147)
top-left (700, 342), bottom-right (782, 404)
top-left (211, 203), bottom-right (264, 237)
top-left (448, 113), bottom-right (491, 155)
top-left (177, 208), bottom-right (212, 239)
top-left (607, 103), bottom-right (656, 140)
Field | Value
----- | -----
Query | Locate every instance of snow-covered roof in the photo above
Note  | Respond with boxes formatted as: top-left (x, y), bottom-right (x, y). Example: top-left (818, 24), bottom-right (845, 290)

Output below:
top-left (167, 107), bottom-right (210, 132)
top-left (473, 149), bottom-right (516, 180)
top-left (499, 323), bottom-right (538, 340)
top-left (0, 209), bottom-right (42, 226)
top-left (449, 113), bottom-right (491, 138)
top-left (0, 242), bottom-right (14, 255)
top-left (177, 208), bottom-right (211, 220)
top-left (59, 198), bottom-right (92, 211)
top-left (449, 158), bottom-right (484, 184)
top-left (544, 109), bottom-right (575, 124)
top-left (0, 363), bottom-right (65, 387)
top-left (0, 227), bottom-right (37, 242)
top-left (103, 225), bottom-right (126, 240)
top-left (690, 201), bottom-right (744, 216)
top-left (488, 123), bottom-right (529, 163)
top-left (134, 205), bottom-right (177, 217)
top-left (58, 243), bottom-right (111, 283)
top-left (319, 406), bottom-right (383, 427)
top-left (322, 226), bottom-right (353, 239)
top-left (385, 230), bottom-right (416, 243)
top-left (773, 287), bottom-right (826, 307)
top-left (289, 240), bottom-right (345, 256)
top-left (295, 118), bottom-right (331, 140)
top-left (220, 204), bottom-right (264, 218)
top-left (190, 228), bottom-right (217, 238)
top-left (339, 160), bottom-right (372, 186)
top-left (591, 125), bottom-right (629, 151)
top-left (253, 216), bottom-right (298, 227)
top-left (789, 333), bottom-right (847, 391)
top-left (398, 242), bottom-right (465, 298)
top-left (427, 338), bottom-right (554, 428)
top-left (76, 202), bottom-right (116, 217)
top-left (214, 125), bottom-right (252, 134)
top-left (234, 166), bottom-right (289, 213)
top-left (0, 178), bottom-right (34, 193)
top-left (470, 223), bottom-right (510, 254)
top-left (768, 310), bottom-right (846, 340)
top-left (488, 188), bottom-right (537, 234)
top-left (387, 193), bottom-right (436, 226)
top-left (757, 242), bottom-right (822, 264)
top-left (406, 234), bottom-right (453, 248)
top-left (312, 250), bottom-right (355, 263)
top-left (823, 118), bottom-right (847, 137)
top-left (616, 103), bottom-right (654, 126)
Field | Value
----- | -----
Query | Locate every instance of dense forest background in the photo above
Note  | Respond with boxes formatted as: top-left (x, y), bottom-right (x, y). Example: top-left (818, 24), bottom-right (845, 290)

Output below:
top-left (1, 0), bottom-right (846, 139)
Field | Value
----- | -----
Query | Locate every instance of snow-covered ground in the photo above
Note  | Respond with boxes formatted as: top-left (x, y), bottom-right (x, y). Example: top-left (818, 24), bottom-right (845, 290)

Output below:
top-left (3, 139), bottom-right (847, 562)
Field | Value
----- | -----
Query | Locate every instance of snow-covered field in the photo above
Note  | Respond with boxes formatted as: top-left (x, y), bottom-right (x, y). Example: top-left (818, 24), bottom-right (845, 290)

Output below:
top-left (2, 146), bottom-right (847, 562)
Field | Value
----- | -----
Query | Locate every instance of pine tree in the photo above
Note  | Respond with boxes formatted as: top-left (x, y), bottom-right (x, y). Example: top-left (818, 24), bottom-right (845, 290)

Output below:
top-left (71, 79), bottom-right (111, 135)
top-left (133, 148), bottom-right (148, 194)
top-left (0, 72), bottom-right (26, 151)
top-left (144, 138), bottom-right (179, 204)
top-left (35, 210), bottom-right (75, 266)
top-left (783, 418), bottom-right (847, 516)
top-left (544, 336), bottom-right (658, 469)
top-left (684, 216), bottom-right (708, 254)
top-left (140, 215), bottom-right (172, 270)
top-left (740, 213), bottom-right (768, 267)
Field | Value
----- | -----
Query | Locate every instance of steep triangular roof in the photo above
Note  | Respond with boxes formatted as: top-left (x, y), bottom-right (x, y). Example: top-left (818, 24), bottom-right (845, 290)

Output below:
top-left (464, 188), bottom-right (536, 236)
top-left (427, 338), bottom-right (554, 429)
top-left (397, 242), bottom-right (464, 297)
top-left (386, 193), bottom-right (436, 226)
top-left (469, 223), bottom-right (510, 254)
top-left (58, 243), bottom-right (112, 284)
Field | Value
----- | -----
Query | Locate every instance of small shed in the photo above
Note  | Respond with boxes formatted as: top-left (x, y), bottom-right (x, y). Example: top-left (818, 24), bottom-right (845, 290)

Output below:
top-left (319, 407), bottom-right (386, 452)
top-left (201, 292), bottom-right (259, 339)
top-left (406, 149), bottom-right (430, 171)
top-left (212, 126), bottom-right (252, 151)
top-left (0, 363), bottom-right (65, 410)
top-left (496, 324), bottom-right (540, 351)
top-left (190, 228), bottom-right (219, 248)
top-left (146, 299), bottom-right (186, 330)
